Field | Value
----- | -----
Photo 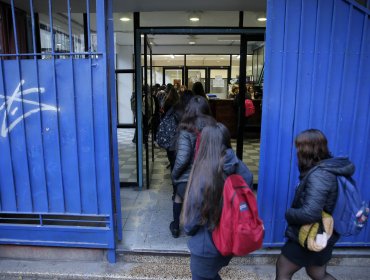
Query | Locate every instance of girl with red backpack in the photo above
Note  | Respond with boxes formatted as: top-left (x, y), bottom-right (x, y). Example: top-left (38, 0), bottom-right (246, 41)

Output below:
top-left (182, 123), bottom-right (253, 280)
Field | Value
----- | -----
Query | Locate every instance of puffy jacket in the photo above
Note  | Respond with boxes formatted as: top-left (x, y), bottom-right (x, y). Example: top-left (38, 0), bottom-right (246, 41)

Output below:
top-left (285, 157), bottom-right (355, 245)
top-left (185, 149), bottom-right (254, 257)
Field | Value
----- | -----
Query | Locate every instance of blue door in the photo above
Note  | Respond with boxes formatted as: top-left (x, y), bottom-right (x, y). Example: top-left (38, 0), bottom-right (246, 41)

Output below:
top-left (259, 0), bottom-right (370, 247)
top-left (0, 0), bottom-right (121, 262)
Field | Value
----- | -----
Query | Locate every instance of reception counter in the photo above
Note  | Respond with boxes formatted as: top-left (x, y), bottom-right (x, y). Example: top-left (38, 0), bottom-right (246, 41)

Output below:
top-left (208, 98), bottom-right (262, 138)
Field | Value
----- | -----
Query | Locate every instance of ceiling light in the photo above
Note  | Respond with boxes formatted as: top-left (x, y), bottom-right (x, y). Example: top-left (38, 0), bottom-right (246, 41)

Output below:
top-left (189, 16), bottom-right (200, 22)
top-left (257, 17), bottom-right (267, 22)
top-left (189, 41), bottom-right (196, 45)
top-left (120, 17), bottom-right (130, 22)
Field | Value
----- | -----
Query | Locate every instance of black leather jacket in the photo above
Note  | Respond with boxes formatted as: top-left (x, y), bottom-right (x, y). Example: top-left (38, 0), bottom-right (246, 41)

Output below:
top-left (285, 157), bottom-right (355, 245)
top-left (171, 129), bottom-right (197, 186)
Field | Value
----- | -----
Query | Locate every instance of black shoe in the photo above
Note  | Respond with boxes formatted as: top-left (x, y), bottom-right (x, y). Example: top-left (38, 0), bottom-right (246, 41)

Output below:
top-left (169, 221), bottom-right (179, 238)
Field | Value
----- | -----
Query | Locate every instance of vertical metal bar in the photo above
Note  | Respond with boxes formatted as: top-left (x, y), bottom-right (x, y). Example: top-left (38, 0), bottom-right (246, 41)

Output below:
top-left (96, 0), bottom-right (116, 257)
top-left (48, 0), bottom-right (66, 211)
top-left (48, 0), bottom-right (55, 54)
top-left (30, 0), bottom-right (50, 211)
top-left (67, 0), bottom-right (73, 53)
top-left (134, 12), bottom-right (143, 190)
top-left (150, 48), bottom-right (154, 162)
top-left (106, 0), bottom-right (122, 240)
top-left (67, 0), bottom-right (82, 211)
top-left (29, 0), bottom-right (37, 55)
top-left (86, 0), bottom-right (91, 52)
top-left (10, 0), bottom-right (19, 54)
top-left (144, 35), bottom-right (149, 189)
top-left (10, 0), bottom-right (34, 211)
top-left (236, 34), bottom-right (247, 159)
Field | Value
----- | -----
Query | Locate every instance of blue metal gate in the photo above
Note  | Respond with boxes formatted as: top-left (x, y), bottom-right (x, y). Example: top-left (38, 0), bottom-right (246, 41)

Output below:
top-left (259, 0), bottom-right (370, 247)
top-left (0, 0), bottom-right (120, 262)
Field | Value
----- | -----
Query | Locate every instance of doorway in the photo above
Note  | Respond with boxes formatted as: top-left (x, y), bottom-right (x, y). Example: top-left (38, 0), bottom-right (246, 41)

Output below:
top-left (116, 28), bottom-right (264, 252)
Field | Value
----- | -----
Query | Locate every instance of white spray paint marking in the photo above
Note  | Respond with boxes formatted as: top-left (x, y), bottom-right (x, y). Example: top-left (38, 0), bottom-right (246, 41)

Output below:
top-left (0, 80), bottom-right (58, 138)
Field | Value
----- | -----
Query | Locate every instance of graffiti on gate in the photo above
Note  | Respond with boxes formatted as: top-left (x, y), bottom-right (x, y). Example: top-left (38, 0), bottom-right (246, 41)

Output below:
top-left (0, 80), bottom-right (58, 138)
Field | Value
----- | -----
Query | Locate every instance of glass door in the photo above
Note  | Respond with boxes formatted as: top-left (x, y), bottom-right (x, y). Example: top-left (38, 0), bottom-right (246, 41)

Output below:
top-left (209, 68), bottom-right (228, 99)
top-left (164, 68), bottom-right (183, 88)
top-left (187, 68), bottom-right (206, 92)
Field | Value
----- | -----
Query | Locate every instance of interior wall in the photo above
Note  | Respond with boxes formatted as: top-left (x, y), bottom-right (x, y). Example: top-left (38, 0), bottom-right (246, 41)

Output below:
top-left (116, 44), bottom-right (134, 124)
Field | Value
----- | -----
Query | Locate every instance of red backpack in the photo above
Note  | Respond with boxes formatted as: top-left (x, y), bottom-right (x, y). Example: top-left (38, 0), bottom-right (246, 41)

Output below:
top-left (212, 174), bottom-right (264, 256)
top-left (245, 99), bottom-right (255, 117)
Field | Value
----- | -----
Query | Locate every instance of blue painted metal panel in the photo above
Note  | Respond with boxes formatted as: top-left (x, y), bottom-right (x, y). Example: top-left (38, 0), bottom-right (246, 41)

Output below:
top-left (20, 60), bottom-right (48, 212)
top-left (3, 60), bottom-right (33, 212)
top-left (0, 61), bottom-right (17, 211)
top-left (56, 60), bottom-right (82, 213)
top-left (0, 0), bottom-right (117, 255)
top-left (38, 60), bottom-right (65, 212)
top-left (74, 59), bottom-right (99, 214)
top-left (261, 0), bottom-right (370, 246)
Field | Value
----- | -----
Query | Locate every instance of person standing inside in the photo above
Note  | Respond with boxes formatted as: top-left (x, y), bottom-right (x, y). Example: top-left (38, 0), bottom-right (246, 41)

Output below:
top-left (182, 122), bottom-right (253, 280)
top-left (170, 96), bottom-right (215, 238)
top-left (276, 129), bottom-right (355, 280)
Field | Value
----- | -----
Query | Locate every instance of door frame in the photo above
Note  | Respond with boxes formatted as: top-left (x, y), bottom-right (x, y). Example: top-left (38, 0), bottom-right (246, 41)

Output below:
top-left (134, 27), bottom-right (265, 189)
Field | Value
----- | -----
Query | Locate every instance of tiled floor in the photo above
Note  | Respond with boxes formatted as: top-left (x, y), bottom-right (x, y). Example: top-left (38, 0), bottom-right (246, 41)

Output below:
top-left (116, 128), bottom-right (260, 252)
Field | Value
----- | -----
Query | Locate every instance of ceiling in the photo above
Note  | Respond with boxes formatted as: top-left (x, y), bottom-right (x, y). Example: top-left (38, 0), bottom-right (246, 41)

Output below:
top-left (7, 0), bottom-right (267, 50)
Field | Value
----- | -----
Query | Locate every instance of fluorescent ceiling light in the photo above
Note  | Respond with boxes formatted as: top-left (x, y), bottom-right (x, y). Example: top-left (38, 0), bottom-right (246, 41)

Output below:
top-left (257, 17), bottom-right (267, 22)
top-left (189, 41), bottom-right (196, 45)
top-left (189, 16), bottom-right (200, 22)
top-left (120, 17), bottom-right (130, 22)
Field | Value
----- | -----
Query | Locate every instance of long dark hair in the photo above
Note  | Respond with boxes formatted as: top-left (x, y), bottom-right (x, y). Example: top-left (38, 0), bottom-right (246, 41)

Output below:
top-left (182, 123), bottom-right (231, 230)
top-left (192, 82), bottom-right (207, 99)
top-left (178, 95), bottom-right (213, 132)
top-left (295, 129), bottom-right (332, 174)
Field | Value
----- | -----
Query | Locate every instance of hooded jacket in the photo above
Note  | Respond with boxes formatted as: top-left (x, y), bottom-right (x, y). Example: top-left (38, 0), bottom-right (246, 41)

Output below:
top-left (184, 148), bottom-right (253, 257)
top-left (285, 157), bottom-right (355, 245)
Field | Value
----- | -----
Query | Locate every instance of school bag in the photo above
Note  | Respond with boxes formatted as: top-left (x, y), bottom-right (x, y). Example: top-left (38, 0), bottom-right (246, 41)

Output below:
top-left (332, 176), bottom-right (369, 236)
top-left (212, 174), bottom-right (264, 256)
top-left (156, 108), bottom-right (177, 150)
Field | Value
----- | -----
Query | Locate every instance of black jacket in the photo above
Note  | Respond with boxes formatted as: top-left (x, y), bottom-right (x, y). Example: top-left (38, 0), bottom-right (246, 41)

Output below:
top-left (285, 157), bottom-right (355, 245)
top-left (171, 128), bottom-right (197, 186)
top-left (171, 117), bottom-right (214, 186)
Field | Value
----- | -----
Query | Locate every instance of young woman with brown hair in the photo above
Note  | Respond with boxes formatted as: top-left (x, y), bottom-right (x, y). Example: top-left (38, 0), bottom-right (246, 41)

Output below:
top-left (182, 122), bottom-right (253, 280)
top-left (276, 129), bottom-right (355, 280)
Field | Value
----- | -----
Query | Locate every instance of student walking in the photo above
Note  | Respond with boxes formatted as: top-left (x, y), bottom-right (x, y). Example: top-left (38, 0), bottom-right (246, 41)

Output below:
top-left (276, 129), bottom-right (355, 280)
top-left (182, 122), bottom-right (253, 280)
top-left (170, 96), bottom-right (215, 238)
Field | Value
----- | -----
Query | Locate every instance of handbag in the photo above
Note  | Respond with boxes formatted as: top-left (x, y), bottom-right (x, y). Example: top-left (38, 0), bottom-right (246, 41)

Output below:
top-left (298, 211), bottom-right (333, 252)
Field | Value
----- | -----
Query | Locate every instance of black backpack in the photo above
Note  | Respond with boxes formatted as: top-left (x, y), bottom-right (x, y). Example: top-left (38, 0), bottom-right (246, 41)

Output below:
top-left (156, 108), bottom-right (178, 150)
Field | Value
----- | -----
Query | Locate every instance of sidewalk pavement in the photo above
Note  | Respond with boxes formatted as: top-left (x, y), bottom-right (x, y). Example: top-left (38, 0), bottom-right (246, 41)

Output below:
top-left (1, 250), bottom-right (370, 280)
